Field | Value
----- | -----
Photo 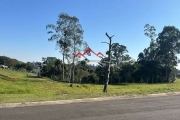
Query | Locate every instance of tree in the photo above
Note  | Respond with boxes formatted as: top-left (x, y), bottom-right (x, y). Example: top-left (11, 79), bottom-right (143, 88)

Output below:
top-left (95, 65), bottom-right (106, 83)
top-left (102, 32), bottom-right (114, 92)
top-left (144, 24), bottom-right (157, 61)
top-left (26, 62), bottom-right (34, 72)
top-left (144, 24), bottom-right (157, 42)
top-left (46, 13), bottom-right (72, 81)
top-left (46, 13), bottom-right (86, 83)
top-left (67, 18), bottom-right (84, 83)
top-left (137, 25), bottom-right (180, 83)
top-left (41, 57), bottom-right (62, 80)
top-left (119, 62), bottom-right (136, 83)
top-left (75, 61), bottom-right (90, 83)
top-left (0, 56), bottom-right (20, 68)
top-left (136, 24), bottom-right (159, 83)
top-left (110, 43), bottom-right (130, 68)
top-left (157, 26), bottom-right (180, 82)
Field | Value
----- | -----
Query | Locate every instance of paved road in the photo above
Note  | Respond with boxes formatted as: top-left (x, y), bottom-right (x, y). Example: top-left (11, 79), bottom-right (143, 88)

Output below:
top-left (1, 94), bottom-right (180, 120)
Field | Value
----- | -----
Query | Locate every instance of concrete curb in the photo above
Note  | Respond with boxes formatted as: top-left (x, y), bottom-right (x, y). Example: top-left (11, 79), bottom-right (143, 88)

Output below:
top-left (1, 92), bottom-right (180, 108)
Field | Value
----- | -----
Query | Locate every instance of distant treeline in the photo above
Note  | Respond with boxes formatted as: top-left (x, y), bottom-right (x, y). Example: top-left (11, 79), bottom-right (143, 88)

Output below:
top-left (42, 24), bottom-right (180, 84)
top-left (1, 24), bottom-right (180, 84)
top-left (0, 56), bottom-right (36, 72)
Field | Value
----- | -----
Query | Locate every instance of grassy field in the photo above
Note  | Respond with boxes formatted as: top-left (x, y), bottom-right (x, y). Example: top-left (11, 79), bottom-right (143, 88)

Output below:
top-left (0, 68), bottom-right (180, 104)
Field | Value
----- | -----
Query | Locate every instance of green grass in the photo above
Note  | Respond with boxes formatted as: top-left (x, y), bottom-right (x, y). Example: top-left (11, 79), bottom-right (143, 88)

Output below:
top-left (0, 68), bottom-right (180, 104)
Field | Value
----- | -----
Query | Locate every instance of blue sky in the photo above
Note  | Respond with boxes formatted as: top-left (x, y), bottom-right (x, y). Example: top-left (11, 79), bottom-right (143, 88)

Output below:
top-left (1, 0), bottom-right (180, 66)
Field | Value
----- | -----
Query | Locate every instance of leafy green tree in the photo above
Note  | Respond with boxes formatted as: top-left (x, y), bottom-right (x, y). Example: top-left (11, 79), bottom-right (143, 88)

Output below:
top-left (110, 43), bottom-right (128, 67)
top-left (95, 65), bottom-right (106, 84)
top-left (88, 72), bottom-right (99, 84)
top-left (46, 13), bottom-right (86, 83)
top-left (75, 60), bottom-right (89, 83)
top-left (41, 57), bottom-right (63, 80)
top-left (144, 24), bottom-right (157, 42)
top-left (0, 56), bottom-right (20, 68)
top-left (26, 62), bottom-right (34, 72)
top-left (137, 25), bottom-right (180, 83)
top-left (119, 63), bottom-right (136, 83)
top-left (139, 24), bottom-right (158, 61)
top-left (67, 17), bottom-right (84, 83)
top-left (15, 63), bottom-right (27, 71)
top-left (157, 26), bottom-right (180, 82)
top-left (46, 13), bottom-right (72, 81)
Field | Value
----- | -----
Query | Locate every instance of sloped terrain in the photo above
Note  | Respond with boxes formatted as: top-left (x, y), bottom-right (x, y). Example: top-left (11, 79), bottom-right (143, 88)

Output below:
top-left (0, 68), bottom-right (180, 104)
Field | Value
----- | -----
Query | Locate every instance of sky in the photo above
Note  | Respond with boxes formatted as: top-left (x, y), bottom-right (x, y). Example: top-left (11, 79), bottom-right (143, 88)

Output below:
top-left (1, 0), bottom-right (180, 67)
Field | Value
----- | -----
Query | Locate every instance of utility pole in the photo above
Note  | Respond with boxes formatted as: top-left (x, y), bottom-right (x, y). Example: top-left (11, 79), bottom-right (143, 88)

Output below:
top-left (102, 32), bottom-right (114, 92)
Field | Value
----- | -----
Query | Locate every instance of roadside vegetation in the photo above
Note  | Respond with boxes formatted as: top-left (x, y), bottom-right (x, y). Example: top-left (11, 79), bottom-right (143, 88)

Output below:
top-left (0, 68), bottom-right (180, 104)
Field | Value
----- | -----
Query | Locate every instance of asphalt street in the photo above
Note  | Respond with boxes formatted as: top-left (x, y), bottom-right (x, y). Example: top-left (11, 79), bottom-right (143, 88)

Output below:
top-left (1, 94), bottom-right (180, 120)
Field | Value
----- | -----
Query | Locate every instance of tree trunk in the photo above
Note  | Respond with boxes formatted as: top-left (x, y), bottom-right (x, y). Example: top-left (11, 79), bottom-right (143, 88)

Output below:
top-left (72, 59), bottom-right (75, 83)
top-left (167, 58), bottom-right (170, 82)
top-left (103, 34), bottom-right (112, 92)
top-left (103, 64), bottom-right (110, 92)
top-left (69, 65), bottom-right (71, 83)
top-left (62, 51), bottom-right (65, 81)
top-left (152, 75), bottom-right (154, 84)
top-left (72, 39), bottom-right (75, 83)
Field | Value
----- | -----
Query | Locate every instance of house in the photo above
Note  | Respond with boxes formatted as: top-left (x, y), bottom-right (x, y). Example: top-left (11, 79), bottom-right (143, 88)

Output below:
top-left (31, 63), bottom-right (46, 77)
top-left (0, 65), bottom-right (8, 69)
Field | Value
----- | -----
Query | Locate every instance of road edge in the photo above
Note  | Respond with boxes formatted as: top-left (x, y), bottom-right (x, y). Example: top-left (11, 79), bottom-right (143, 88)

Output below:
top-left (1, 92), bottom-right (180, 108)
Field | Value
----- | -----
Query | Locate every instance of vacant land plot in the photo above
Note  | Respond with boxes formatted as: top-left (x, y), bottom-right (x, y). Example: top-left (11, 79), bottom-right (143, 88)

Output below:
top-left (0, 68), bottom-right (180, 104)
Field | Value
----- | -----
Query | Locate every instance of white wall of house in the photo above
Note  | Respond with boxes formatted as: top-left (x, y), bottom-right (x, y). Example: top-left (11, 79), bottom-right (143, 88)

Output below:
top-left (32, 68), bottom-right (40, 74)
top-left (0, 65), bottom-right (8, 69)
